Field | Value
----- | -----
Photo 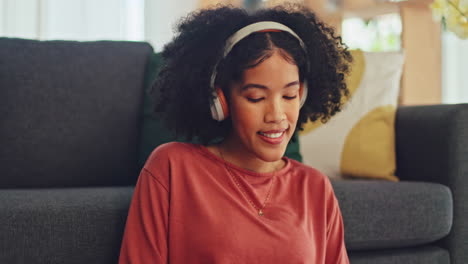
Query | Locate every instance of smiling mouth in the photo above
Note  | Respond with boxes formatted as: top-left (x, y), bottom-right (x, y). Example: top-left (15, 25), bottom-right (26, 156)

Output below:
top-left (257, 127), bottom-right (289, 139)
top-left (257, 131), bottom-right (284, 138)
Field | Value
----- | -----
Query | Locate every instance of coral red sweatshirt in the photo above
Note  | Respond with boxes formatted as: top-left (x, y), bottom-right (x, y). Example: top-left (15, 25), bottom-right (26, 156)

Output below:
top-left (119, 142), bottom-right (349, 264)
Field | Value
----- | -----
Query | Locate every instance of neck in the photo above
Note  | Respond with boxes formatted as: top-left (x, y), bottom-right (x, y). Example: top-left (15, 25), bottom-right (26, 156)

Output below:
top-left (217, 134), bottom-right (284, 174)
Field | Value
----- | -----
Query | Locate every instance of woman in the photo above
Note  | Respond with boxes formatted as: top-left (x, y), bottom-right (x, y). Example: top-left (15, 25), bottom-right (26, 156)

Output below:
top-left (119, 3), bottom-right (352, 263)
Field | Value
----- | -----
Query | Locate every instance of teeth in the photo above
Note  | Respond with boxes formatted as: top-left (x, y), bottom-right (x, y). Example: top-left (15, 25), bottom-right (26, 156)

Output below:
top-left (259, 132), bottom-right (283, 138)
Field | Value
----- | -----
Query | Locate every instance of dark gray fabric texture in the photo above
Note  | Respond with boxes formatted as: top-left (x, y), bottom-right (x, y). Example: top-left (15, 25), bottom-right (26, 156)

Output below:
top-left (349, 246), bottom-right (450, 264)
top-left (331, 180), bottom-right (452, 251)
top-left (0, 187), bottom-right (134, 264)
top-left (395, 104), bottom-right (468, 264)
top-left (0, 38), bottom-right (153, 188)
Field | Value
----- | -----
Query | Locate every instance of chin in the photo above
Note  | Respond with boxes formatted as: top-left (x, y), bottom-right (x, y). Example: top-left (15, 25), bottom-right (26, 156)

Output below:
top-left (255, 136), bottom-right (290, 160)
top-left (255, 146), bottom-right (287, 162)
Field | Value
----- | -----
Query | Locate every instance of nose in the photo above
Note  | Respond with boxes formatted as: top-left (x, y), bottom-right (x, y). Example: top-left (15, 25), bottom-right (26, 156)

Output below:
top-left (264, 97), bottom-right (287, 123)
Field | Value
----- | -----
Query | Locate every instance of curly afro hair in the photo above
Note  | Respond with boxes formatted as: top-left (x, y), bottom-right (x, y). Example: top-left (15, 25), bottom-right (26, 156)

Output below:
top-left (150, 3), bottom-right (352, 145)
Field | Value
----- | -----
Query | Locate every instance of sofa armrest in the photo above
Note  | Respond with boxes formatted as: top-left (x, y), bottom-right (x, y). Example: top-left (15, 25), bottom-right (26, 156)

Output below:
top-left (395, 103), bottom-right (468, 264)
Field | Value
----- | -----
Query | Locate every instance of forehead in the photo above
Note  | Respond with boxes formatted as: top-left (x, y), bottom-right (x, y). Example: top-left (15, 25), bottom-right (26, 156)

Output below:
top-left (241, 52), bottom-right (299, 84)
top-left (240, 80), bottom-right (300, 92)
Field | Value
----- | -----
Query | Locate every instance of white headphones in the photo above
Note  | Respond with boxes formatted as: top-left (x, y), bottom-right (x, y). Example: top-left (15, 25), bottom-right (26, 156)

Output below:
top-left (210, 21), bottom-right (309, 121)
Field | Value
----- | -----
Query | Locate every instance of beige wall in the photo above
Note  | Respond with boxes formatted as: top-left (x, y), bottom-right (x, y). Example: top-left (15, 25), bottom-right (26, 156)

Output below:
top-left (399, 1), bottom-right (441, 105)
top-left (303, 0), bottom-right (343, 34)
top-left (304, 0), bottom-right (442, 105)
top-left (198, 0), bottom-right (241, 9)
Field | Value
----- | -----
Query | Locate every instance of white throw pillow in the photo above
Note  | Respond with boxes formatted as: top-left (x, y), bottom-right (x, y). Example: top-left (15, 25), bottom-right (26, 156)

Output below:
top-left (299, 50), bottom-right (405, 181)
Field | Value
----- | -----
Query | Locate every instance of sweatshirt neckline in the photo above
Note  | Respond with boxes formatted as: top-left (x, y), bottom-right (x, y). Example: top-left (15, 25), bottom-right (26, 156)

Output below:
top-left (195, 143), bottom-right (291, 178)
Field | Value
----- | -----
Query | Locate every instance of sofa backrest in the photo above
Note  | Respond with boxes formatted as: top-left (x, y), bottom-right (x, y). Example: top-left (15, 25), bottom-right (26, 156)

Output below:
top-left (0, 38), bottom-right (153, 188)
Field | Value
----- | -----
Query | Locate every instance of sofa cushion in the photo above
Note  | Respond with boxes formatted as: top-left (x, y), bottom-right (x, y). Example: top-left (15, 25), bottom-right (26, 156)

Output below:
top-left (349, 245), bottom-right (450, 264)
top-left (331, 180), bottom-right (453, 250)
top-left (0, 187), bottom-right (133, 264)
top-left (0, 38), bottom-right (152, 188)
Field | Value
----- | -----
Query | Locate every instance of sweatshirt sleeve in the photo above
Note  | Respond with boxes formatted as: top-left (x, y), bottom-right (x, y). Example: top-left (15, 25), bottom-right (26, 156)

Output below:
top-left (325, 182), bottom-right (350, 264)
top-left (119, 168), bottom-right (169, 264)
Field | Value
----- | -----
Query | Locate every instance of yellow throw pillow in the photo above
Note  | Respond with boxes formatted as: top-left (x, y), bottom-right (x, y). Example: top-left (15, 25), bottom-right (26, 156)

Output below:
top-left (299, 50), bottom-right (404, 181)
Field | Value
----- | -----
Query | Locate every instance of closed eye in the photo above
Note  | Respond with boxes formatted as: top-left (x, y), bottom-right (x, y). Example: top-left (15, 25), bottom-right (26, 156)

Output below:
top-left (247, 96), bottom-right (297, 103)
top-left (247, 98), bottom-right (264, 103)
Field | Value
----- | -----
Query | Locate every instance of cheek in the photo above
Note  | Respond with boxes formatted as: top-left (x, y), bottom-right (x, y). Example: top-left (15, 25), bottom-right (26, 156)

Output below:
top-left (230, 100), bottom-right (260, 131)
top-left (287, 105), bottom-right (301, 124)
top-left (291, 106), bottom-right (301, 118)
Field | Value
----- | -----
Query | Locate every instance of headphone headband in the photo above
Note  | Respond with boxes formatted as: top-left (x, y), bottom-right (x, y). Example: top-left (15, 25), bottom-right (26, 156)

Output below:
top-left (210, 21), bottom-right (307, 89)
top-left (223, 21), bottom-right (307, 58)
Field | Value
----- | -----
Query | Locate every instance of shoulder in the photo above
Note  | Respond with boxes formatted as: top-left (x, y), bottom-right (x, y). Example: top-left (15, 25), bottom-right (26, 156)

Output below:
top-left (287, 158), bottom-right (330, 182)
top-left (288, 159), bottom-right (342, 222)
top-left (287, 158), bottom-right (336, 196)
top-left (145, 142), bottom-right (194, 159)
top-left (143, 142), bottom-right (196, 171)
top-left (140, 142), bottom-right (201, 189)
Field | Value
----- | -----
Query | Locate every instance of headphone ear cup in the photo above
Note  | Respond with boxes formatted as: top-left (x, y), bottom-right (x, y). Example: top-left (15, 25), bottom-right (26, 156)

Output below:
top-left (299, 81), bottom-right (308, 108)
top-left (210, 87), bottom-right (229, 121)
top-left (216, 88), bottom-right (229, 119)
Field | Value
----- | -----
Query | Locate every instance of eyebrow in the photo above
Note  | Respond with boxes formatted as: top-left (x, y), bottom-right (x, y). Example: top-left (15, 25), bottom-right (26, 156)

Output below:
top-left (241, 81), bottom-right (300, 91)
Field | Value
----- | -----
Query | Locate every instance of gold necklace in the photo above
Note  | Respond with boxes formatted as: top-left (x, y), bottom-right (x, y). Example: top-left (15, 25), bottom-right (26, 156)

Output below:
top-left (217, 146), bottom-right (276, 217)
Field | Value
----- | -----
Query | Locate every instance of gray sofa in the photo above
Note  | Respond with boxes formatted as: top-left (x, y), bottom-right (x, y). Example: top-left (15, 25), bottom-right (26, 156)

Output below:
top-left (0, 37), bottom-right (465, 264)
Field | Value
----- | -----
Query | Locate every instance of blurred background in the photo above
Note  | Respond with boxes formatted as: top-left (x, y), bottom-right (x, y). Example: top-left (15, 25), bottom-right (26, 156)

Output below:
top-left (1, 0), bottom-right (467, 105)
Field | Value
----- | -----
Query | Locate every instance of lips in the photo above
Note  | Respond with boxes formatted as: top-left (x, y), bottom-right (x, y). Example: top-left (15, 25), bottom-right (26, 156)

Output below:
top-left (257, 131), bottom-right (285, 145)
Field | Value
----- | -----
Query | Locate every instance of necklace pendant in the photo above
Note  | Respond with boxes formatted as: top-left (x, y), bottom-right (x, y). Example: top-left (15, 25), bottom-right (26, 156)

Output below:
top-left (258, 209), bottom-right (264, 216)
